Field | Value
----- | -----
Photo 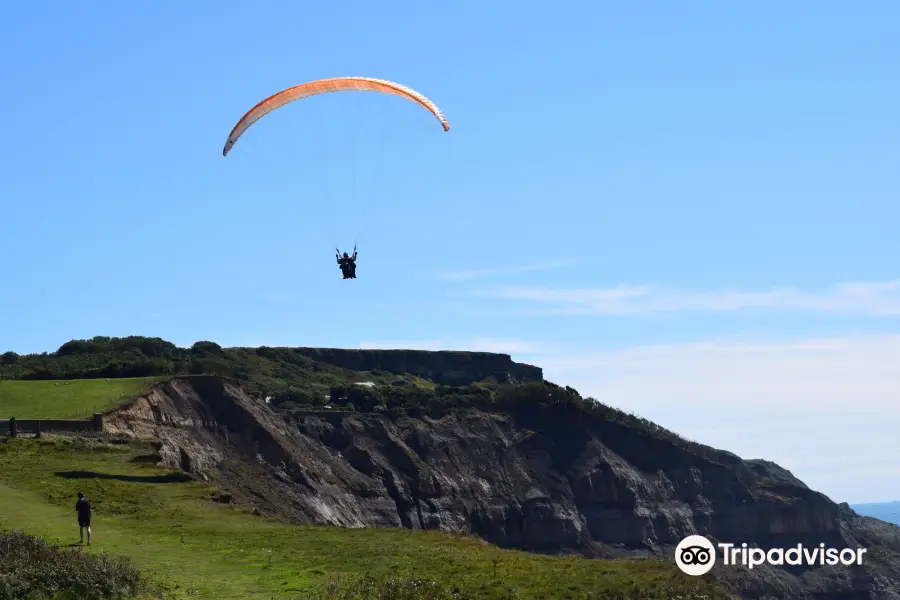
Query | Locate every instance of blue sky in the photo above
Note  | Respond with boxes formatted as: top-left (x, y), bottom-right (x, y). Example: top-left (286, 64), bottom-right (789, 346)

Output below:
top-left (2, 1), bottom-right (899, 503)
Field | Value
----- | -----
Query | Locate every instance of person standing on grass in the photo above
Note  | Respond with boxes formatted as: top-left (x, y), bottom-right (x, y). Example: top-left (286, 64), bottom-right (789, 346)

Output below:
top-left (75, 491), bottom-right (92, 545)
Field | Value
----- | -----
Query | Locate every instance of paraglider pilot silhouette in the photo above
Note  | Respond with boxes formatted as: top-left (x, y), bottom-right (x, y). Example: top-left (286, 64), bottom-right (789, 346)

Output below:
top-left (336, 246), bottom-right (357, 279)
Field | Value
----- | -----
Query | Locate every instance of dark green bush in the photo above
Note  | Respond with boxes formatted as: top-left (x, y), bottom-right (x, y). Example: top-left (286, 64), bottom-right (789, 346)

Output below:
top-left (272, 386), bottom-right (322, 408)
top-left (0, 529), bottom-right (156, 599)
top-left (190, 341), bottom-right (224, 356)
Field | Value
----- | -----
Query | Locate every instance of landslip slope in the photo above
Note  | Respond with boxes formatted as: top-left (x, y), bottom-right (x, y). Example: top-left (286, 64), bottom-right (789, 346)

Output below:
top-left (104, 375), bottom-right (900, 600)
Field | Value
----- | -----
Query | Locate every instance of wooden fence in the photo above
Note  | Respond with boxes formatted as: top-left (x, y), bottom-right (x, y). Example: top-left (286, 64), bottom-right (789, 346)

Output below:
top-left (0, 413), bottom-right (104, 437)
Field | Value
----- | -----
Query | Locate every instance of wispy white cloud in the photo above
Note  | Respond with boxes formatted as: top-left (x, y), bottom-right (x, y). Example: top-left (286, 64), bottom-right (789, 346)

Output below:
top-left (438, 261), bottom-right (570, 282)
top-left (359, 338), bottom-right (541, 354)
top-left (530, 333), bottom-right (900, 503)
top-left (478, 280), bottom-right (900, 316)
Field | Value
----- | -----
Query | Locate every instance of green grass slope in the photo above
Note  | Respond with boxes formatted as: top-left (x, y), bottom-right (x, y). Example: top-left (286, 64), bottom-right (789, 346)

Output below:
top-left (0, 436), bottom-right (728, 600)
top-left (0, 377), bottom-right (159, 419)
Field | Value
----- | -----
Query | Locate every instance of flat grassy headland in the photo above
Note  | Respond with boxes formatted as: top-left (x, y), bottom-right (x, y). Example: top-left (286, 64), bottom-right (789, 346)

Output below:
top-left (0, 377), bottom-right (159, 419)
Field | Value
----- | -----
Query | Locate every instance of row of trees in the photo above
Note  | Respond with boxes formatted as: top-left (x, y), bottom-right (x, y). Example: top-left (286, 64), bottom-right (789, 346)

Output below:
top-left (1, 337), bottom-right (221, 379)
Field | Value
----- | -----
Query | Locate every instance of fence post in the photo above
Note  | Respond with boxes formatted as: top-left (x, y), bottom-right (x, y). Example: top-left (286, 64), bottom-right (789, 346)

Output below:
top-left (9, 417), bottom-right (16, 438)
top-left (35, 421), bottom-right (42, 439)
top-left (93, 413), bottom-right (104, 432)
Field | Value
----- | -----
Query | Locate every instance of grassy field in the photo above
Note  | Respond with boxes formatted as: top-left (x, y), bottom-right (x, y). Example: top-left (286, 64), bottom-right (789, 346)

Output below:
top-left (0, 377), bottom-right (159, 419)
top-left (0, 436), bottom-right (731, 600)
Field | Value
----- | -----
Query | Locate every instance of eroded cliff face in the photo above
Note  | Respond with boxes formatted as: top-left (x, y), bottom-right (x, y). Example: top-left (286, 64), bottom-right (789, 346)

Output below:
top-left (105, 376), bottom-right (900, 600)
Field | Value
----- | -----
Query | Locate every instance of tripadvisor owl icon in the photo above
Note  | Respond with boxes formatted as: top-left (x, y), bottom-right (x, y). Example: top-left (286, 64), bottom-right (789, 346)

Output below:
top-left (675, 535), bottom-right (717, 576)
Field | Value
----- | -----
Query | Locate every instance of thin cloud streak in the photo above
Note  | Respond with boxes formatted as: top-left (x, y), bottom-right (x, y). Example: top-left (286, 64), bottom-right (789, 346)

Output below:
top-left (478, 280), bottom-right (900, 315)
top-left (438, 261), bottom-right (571, 282)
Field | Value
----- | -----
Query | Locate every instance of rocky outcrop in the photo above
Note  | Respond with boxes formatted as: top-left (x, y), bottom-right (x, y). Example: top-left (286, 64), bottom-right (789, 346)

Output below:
top-left (105, 376), bottom-right (900, 600)
top-left (287, 348), bottom-right (543, 386)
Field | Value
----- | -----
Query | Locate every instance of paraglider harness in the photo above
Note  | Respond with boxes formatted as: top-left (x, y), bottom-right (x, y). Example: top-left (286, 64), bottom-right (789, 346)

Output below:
top-left (336, 246), bottom-right (357, 279)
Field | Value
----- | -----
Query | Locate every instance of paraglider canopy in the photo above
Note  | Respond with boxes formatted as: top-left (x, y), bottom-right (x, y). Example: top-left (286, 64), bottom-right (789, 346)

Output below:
top-left (222, 76), bottom-right (449, 157)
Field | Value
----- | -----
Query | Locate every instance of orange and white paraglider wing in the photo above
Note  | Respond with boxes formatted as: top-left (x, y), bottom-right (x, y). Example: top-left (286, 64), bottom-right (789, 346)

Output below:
top-left (222, 76), bottom-right (449, 156)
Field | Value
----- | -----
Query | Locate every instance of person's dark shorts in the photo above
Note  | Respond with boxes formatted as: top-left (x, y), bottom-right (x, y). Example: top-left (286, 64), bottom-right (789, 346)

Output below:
top-left (78, 516), bottom-right (91, 527)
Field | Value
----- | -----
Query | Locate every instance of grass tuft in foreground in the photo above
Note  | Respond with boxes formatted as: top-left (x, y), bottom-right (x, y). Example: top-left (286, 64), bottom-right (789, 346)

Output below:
top-left (0, 529), bottom-right (158, 600)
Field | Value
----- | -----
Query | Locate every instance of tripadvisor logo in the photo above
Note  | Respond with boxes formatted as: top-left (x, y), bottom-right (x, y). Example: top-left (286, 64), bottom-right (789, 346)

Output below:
top-left (675, 535), bottom-right (867, 576)
top-left (676, 535), bottom-right (717, 576)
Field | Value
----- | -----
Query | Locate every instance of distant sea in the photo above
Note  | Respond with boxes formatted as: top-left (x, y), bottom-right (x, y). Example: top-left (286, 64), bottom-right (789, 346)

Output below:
top-left (851, 501), bottom-right (900, 525)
